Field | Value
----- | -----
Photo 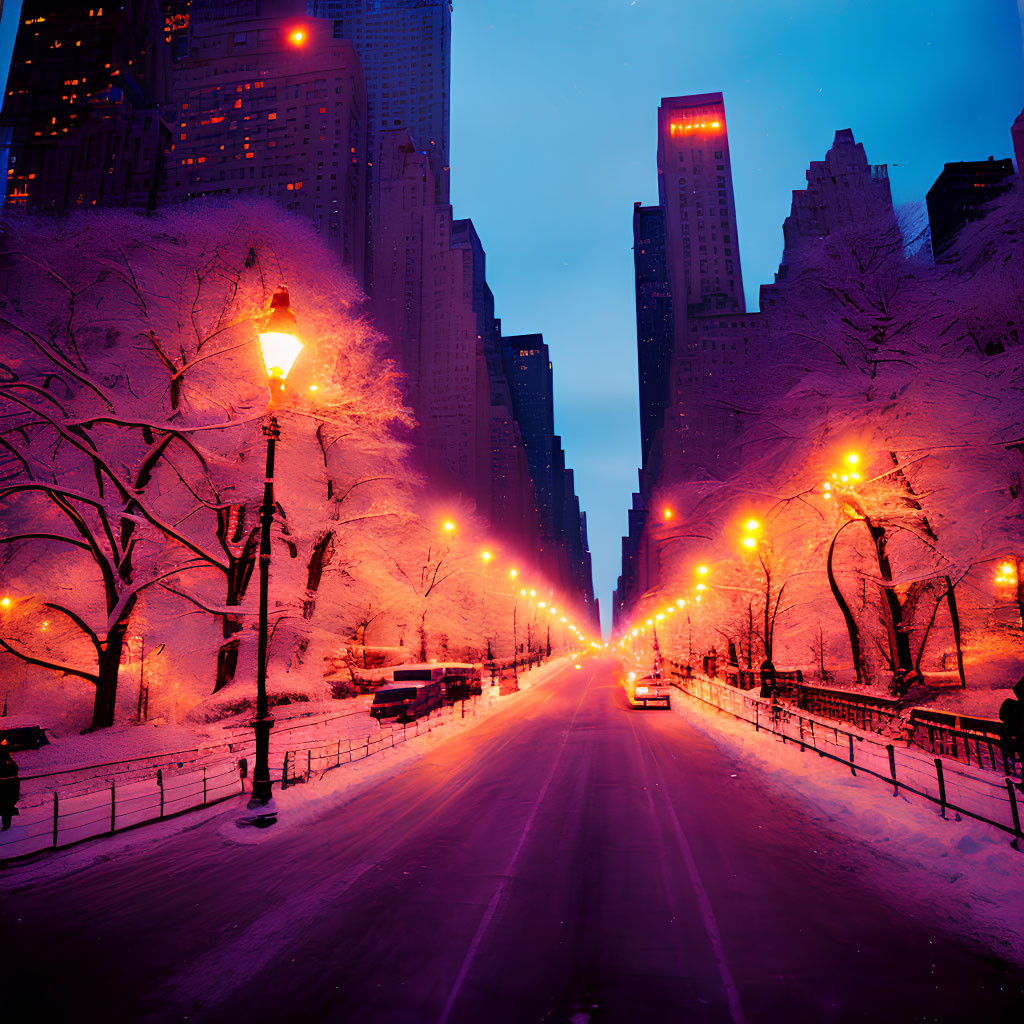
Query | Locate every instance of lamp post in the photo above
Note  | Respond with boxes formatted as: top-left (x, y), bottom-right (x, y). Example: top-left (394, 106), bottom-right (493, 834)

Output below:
top-left (249, 288), bottom-right (303, 821)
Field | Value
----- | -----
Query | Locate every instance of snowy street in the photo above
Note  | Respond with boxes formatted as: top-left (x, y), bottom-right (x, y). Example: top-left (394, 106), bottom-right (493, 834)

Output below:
top-left (2, 657), bottom-right (1022, 1023)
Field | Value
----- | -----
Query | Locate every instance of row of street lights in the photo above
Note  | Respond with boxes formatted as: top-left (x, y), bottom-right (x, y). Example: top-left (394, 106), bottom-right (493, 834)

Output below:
top-left (616, 449), bottom-right (1019, 681)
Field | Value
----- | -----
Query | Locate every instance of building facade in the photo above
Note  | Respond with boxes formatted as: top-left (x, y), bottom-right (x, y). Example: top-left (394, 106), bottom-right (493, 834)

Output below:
top-left (926, 156), bottom-right (1015, 258)
top-left (614, 117), bottom-right (897, 629)
top-left (163, 2), bottom-right (369, 282)
top-left (2, 0), bottom-right (171, 212)
top-left (307, 0), bottom-right (450, 200)
top-left (633, 202), bottom-right (674, 471)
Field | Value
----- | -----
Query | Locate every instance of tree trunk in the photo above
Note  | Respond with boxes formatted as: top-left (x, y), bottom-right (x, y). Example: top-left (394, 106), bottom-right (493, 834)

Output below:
top-left (88, 619), bottom-right (129, 731)
top-left (212, 538), bottom-right (258, 694)
top-left (867, 519), bottom-right (914, 674)
top-left (945, 576), bottom-right (966, 688)
top-left (827, 522), bottom-right (864, 686)
top-left (214, 630), bottom-right (241, 693)
top-left (418, 609), bottom-right (428, 662)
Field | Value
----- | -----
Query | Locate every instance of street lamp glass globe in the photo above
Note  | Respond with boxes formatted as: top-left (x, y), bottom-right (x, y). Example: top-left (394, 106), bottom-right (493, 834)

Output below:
top-left (258, 289), bottom-right (303, 381)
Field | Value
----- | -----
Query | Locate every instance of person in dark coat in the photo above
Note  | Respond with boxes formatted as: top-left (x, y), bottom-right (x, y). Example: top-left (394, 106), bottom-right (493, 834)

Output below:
top-left (0, 739), bottom-right (20, 831)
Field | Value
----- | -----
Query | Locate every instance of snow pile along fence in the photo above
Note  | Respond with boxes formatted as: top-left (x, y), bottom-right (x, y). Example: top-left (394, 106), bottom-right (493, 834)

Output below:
top-left (669, 672), bottom-right (1024, 850)
top-left (0, 696), bottom-right (488, 863)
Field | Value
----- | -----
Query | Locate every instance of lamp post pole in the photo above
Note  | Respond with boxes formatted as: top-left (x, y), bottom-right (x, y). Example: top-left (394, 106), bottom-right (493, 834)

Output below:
top-left (250, 414), bottom-right (280, 812)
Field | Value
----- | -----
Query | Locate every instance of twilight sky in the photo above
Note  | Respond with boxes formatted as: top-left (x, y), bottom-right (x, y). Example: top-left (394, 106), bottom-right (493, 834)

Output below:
top-left (450, 0), bottom-right (1024, 631)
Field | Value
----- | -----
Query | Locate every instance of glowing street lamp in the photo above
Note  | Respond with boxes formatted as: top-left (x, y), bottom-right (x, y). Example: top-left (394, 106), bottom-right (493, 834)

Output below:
top-left (442, 520), bottom-right (456, 534)
top-left (248, 287), bottom-right (305, 823)
top-left (258, 288), bottom-right (303, 402)
top-left (996, 561), bottom-right (1018, 586)
top-left (509, 568), bottom-right (518, 578)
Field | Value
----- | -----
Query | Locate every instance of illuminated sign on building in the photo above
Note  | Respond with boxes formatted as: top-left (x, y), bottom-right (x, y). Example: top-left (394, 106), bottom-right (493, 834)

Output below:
top-left (669, 118), bottom-right (722, 136)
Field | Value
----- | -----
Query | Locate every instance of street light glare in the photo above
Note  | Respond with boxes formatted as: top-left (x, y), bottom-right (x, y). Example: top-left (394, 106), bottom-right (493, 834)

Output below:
top-left (443, 520), bottom-right (455, 532)
top-left (663, 508), bottom-right (673, 520)
top-left (846, 453), bottom-right (859, 466)
top-left (481, 550), bottom-right (492, 561)
top-left (742, 536), bottom-right (757, 549)
top-left (745, 519), bottom-right (759, 531)
top-left (509, 568), bottom-right (518, 577)
top-left (258, 288), bottom-right (302, 381)
top-left (697, 565), bottom-right (708, 575)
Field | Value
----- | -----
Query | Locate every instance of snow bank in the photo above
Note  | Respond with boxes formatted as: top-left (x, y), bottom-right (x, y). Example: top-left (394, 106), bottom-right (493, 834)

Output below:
top-left (670, 683), bottom-right (1024, 965)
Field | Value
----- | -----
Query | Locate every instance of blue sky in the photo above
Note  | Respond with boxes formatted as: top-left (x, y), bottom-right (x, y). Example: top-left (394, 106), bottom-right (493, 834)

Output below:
top-left (450, 0), bottom-right (1024, 630)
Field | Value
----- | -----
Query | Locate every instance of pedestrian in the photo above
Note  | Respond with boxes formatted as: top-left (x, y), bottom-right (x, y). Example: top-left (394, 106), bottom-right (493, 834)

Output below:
top-left (0, 738), bottom-right (20, 831)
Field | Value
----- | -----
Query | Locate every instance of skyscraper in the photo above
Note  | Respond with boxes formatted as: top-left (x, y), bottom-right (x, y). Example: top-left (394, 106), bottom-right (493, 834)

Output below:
top-left (653, 92), bottom-right (754, 483)
top-left (633, 202), bottom-right (674, 471)
top-left (1, 0), bottom-right (171, 212)
top-left (657, 93), bottom-right (744, 321)
top-left (926, 156), bottom-right (1015, 259)
top-left (308, 0), bottom-right (450, 202)
top-left (164, 4), bottom-right (369, 281)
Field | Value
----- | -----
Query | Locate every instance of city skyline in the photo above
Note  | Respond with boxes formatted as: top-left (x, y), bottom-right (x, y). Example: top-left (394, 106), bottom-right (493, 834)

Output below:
top-left (450, 0), bottom-right (1024, 630)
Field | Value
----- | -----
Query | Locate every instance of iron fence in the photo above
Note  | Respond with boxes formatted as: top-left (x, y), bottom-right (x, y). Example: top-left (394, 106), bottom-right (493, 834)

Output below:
top-left (668, 671), bottom-right (1024, 850)
top-left (1, 695), bottom-right (488, 863)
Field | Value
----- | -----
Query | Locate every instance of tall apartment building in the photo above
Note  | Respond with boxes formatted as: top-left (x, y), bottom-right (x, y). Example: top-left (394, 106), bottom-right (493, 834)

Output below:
top-left (633, 202), bottom-right (674, 471)
top-left (502, 334), bottom-right (555, 545)
top-left (502, 334), bottom-right (595, 613)
top-left (926, 156), bottom-right (1015, 259)
top-left (1, 1), bottom-right (171, 212)
top-left (308, 0), bottom-right (451, 300)
top-left (614, 116), bottom-right (897, 629)
top-left (307, 0), bottom-right (450, 201)
top-left (450, 218), bottom-right (538, 553)
top-left (163, 2), bottom-right (368, 282)
top-left (653, 92), bottom-right (753, 485)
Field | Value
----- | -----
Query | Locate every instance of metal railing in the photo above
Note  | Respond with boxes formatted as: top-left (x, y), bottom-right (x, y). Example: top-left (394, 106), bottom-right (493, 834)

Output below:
top-left (1, 695), bottom-right (489, 864)
top-left (668, 671), bottom-right (1024, 850)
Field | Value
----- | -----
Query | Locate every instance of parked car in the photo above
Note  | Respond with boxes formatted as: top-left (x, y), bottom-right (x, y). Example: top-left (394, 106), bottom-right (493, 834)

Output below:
top-left (370, 681), bottom-right (443, 723)
top-left (0, 722), bottom-right (50, 751)
top-left (391, 663), bottom-right (482, 703)
top-left (627, 674), bottom-right (671, 710)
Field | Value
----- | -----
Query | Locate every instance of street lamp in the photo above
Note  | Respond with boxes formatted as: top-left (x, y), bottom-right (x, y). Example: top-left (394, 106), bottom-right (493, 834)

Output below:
top-left (249, 288), bottom-right (304, 823)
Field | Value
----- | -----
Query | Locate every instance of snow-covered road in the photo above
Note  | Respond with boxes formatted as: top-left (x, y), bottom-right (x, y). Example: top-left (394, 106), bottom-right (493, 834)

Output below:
top-left (1, 657), bottom-right (1021, 1023)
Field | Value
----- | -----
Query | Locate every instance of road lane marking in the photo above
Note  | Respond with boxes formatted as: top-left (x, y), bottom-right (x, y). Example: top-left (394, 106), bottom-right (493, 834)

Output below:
top-left (629, 716), bottom-right (747, 1024)
top-left (150, 666), bottom-right (574, 1018)
top-left (437, 664), bottom-right (595, 1024)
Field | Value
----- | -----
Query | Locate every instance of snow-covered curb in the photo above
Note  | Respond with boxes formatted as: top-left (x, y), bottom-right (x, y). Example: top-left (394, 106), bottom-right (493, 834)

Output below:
top-left (0, 658), bottom-right (569, 889)
top-left (670, 685), bottom-right (1024, 965)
